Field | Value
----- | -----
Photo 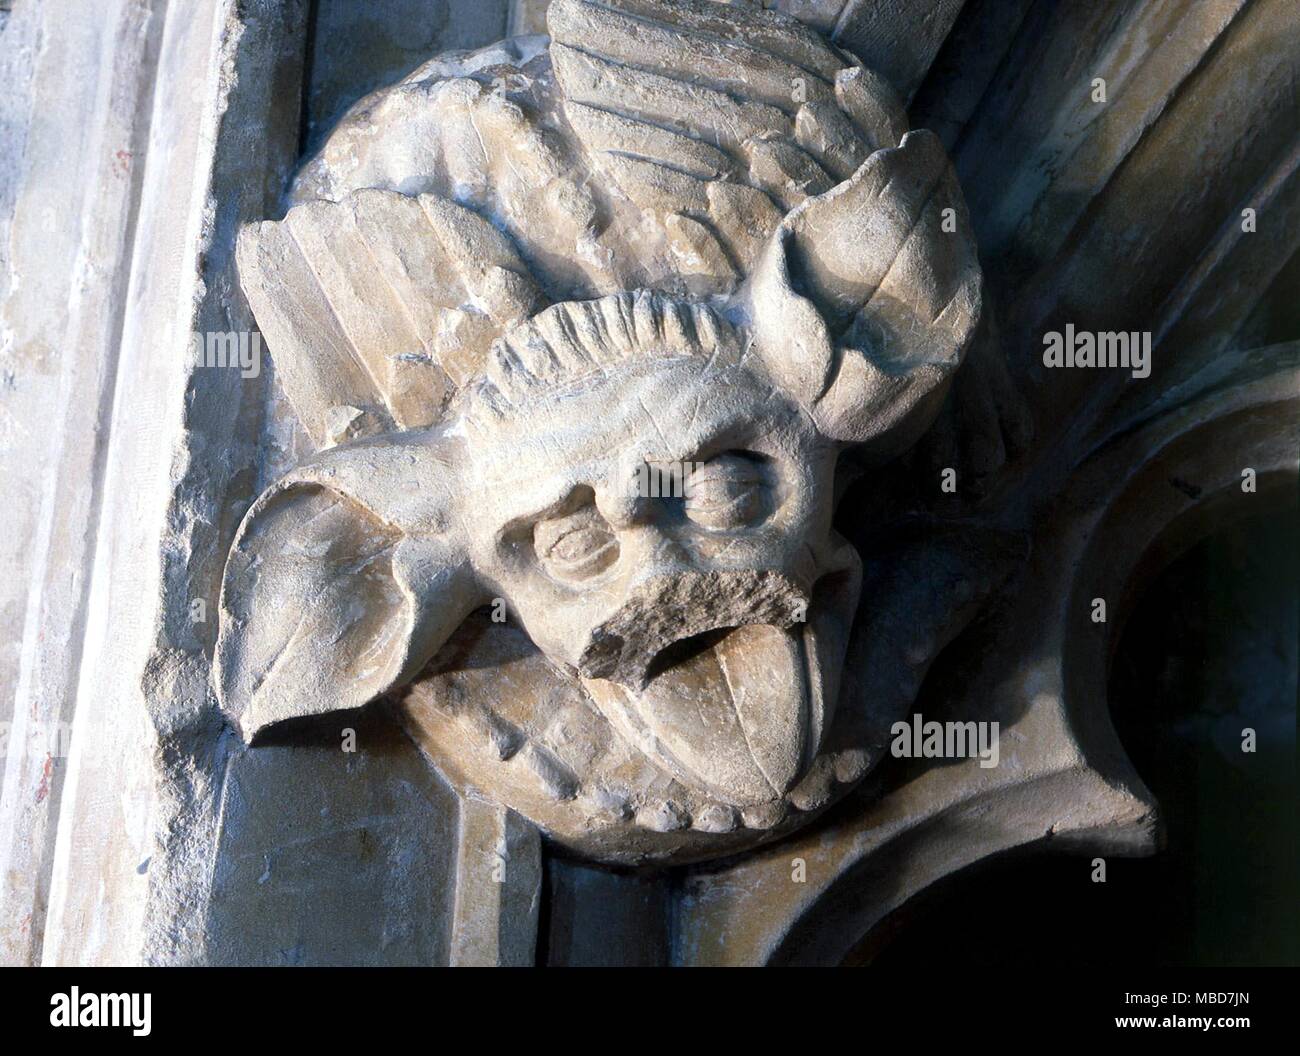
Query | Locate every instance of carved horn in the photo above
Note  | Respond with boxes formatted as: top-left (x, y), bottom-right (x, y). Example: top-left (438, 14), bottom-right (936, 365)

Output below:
top-left (746, 129), bottom-right (982, 454)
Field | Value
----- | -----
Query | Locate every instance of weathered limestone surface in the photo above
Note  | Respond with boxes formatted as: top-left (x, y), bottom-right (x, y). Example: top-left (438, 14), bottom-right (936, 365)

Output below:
top-left (0, 0), bottom-right (169, 966)
top-left (305, 0), bottom-right (512, 152)
top-left (0, 0), bottom-right (1295, 966)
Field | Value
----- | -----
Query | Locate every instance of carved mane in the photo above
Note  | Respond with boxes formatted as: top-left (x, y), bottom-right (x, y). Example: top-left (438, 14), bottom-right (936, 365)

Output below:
top-left (467, 289), bottom-right (744, 419)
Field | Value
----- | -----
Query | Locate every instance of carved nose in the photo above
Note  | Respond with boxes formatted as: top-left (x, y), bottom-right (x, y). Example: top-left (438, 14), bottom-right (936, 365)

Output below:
top-left (575, 569), bottom-right (810, 690)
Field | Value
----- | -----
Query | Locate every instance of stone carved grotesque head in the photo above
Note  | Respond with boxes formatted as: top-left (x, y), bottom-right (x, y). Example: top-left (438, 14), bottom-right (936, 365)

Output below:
top-left (217, 0), bottom-right (981, 864)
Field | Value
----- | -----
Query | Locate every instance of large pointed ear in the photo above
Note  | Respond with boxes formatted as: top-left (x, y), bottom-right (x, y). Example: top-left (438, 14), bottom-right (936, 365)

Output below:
top-left (745, 129), bottom-right (982, 456)
top-left (214, 434), bottom-right (485, 742)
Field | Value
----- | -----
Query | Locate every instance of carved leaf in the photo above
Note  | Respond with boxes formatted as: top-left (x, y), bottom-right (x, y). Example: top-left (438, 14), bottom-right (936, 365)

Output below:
top-left (749, 129), bottom-right (982, 448)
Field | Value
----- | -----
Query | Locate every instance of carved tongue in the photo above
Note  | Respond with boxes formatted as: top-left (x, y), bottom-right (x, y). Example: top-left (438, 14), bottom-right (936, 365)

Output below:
top-left (589, 624), bottom-right (811, 807)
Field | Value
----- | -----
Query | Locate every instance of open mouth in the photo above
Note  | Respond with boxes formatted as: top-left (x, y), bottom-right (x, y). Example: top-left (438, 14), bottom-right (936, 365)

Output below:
top-left (582, 570), bottom-right (858, 808)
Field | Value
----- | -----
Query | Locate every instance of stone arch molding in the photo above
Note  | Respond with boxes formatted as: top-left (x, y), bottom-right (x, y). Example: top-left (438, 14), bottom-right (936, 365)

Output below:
top-left (216, 0), bottom-right (989, 865)
top-left (674, 348), bottom-right (1299, 965)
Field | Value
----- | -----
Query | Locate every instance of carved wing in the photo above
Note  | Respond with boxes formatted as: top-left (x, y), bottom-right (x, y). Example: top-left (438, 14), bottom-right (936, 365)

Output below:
top-left (239, 0), bottom-right (981, 454)
top-left (548, 0), bottom-right (907, 287)
top-left (237, 190), bottom-right (541, 449)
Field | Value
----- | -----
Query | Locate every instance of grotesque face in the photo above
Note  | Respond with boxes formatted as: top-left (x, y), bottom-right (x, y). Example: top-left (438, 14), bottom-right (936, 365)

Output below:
top-left (455, 350), bottom-right (860, 808)
top-left (218, 0), bottom-right (983, 864)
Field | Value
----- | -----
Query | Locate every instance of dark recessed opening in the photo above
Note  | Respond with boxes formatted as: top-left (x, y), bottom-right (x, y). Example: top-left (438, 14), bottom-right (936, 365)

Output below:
top-left (852, 511), bottom-right (1298, 967)
top-left (645, 626), bottom-right (740, 683)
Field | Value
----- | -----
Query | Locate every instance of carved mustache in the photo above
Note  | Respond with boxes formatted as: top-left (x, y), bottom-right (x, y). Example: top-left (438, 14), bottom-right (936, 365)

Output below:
top-left (572, 568), bottom-right (812, 690)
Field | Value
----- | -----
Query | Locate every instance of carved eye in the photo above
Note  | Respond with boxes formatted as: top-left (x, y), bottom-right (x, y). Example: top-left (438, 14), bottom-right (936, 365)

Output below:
top-left (534, 505), bottom-right (619, 580)
top-left (684, 453), bottom-right (768, 531)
